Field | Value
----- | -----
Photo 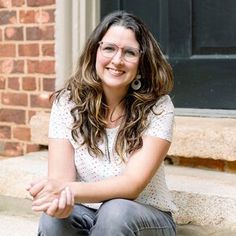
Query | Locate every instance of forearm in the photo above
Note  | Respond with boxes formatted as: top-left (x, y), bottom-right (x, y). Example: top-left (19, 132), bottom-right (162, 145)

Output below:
top-left (67, 175), bottom-right (140, 203)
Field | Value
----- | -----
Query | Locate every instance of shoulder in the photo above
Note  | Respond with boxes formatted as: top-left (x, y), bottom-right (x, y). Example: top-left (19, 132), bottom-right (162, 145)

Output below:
top-left (152, 95), bottom-right (174, 114)
top-left (52, 90), bottom-right (75, 114)
top-left (50, 90), bottom-right (76, 124)
top-left (144, 95), bottom-right (174, 142)
top-left (53, 90), bottom-right (75, 111)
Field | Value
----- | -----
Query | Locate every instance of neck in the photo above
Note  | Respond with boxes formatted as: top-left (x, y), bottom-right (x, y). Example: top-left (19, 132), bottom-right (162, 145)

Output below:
top-left (103, 87), bottom-right (127, 127)
top-left (103, 86), bottom-right (127, 110)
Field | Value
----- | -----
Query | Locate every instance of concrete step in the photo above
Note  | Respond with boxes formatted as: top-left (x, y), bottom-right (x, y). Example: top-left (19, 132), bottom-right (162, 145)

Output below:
top-left (166, 166), bottom-right (236, 233)
top-left (0, 214), bottom-right (38, 236)
top-left (1, 151), bottom-right (236, 235)
top-left (0, 196), bottom-right (39, 236)
top-left (30, 113), bottom-right (236, 161)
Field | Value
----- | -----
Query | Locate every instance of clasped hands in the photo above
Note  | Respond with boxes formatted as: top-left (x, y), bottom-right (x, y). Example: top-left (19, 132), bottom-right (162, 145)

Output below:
top-left (26, 178), bottom-right (74, 218)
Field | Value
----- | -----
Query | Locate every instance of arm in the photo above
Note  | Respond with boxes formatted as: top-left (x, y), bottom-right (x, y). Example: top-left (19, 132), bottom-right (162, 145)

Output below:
top-left (31, 136), bottom-right (169, 206)
top-left (29, 138), bottom-right (76, 217)
top-left (66, 96), bottom-right (174, 203)
top-left (68, 135), bottom-right (170, 203)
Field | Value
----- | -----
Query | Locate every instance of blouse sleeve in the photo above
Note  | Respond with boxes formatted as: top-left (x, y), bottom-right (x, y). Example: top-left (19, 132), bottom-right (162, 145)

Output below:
top-left (48, 92), bottom-right (74, 140)
top-left (144, 95), bottom-right (174, 142)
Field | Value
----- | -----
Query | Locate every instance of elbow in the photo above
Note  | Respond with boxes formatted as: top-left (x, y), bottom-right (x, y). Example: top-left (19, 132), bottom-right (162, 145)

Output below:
top-left (126, 182), bottom-right (145, 200)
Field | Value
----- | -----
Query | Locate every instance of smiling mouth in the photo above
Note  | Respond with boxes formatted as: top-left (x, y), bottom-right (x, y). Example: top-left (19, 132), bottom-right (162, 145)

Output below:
top-left (107, 68), bottom-right (125, 76)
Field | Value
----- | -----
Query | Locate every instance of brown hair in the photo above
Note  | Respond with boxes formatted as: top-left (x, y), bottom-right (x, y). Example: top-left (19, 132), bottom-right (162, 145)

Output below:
top-left (56, 11), bottom-right (173, 161)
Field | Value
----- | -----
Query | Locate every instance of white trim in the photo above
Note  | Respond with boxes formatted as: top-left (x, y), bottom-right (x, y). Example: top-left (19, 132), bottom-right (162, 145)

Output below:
top-left (55, 0), bottom-right (100, 90)
top-left (175, 108), bottom-right (236, 118)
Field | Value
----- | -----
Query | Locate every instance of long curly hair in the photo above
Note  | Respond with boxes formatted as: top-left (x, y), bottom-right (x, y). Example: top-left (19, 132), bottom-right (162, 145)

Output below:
top-left (55, 11), bottom-right (173, 161)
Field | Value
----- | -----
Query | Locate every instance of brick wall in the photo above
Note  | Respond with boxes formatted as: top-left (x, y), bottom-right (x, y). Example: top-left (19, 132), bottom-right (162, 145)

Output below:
top-left (0, 0), bottom-right (55, 156)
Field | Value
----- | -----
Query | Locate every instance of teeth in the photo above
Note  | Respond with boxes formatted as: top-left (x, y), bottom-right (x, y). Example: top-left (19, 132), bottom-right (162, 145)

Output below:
top-left (109, 68), bottom-right (124, 76)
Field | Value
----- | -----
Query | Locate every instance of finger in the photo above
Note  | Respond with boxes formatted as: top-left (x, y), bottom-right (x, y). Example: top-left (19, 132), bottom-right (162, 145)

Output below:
top-left (26, 177), bottom-right (45, 190)
top-left (32, 195), bottom-right (52, 207)
top-left (32, 202), bottom-right (51, 212)
top-left (58, 190), bottom-right (66, 210)
top-left (55, 207), bottom-right (71, 219)
top-left (65, 187), bottom-right (72, 206)
top-left (29, 179), bottom-right (47, 197)
top-left (54, 190), bottom-right (68, 218)
top-left (46, 198), bottom-right (59, 217)
top-left (71, 189), bottom-right (74, 206)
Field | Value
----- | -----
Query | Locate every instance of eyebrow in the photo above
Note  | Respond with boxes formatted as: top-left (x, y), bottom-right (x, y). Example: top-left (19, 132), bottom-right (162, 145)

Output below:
top-left (101, 41), bottom-right (140, 50)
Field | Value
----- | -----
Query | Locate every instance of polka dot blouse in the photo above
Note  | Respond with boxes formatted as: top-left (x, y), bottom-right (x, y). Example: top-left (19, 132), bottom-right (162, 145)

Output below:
top-left (48, 91), bottom-right (177, 213)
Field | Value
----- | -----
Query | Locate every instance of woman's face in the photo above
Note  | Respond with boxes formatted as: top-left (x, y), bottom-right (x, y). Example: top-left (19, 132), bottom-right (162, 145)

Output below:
top-left (96, 25), bottom-right (140, 94)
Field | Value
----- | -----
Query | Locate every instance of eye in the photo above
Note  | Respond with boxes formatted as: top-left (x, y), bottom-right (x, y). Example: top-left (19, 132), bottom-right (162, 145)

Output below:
top-left (124, 48), bottom-right (138, 57)
top-left (102, 44), bottom-right (116, 53)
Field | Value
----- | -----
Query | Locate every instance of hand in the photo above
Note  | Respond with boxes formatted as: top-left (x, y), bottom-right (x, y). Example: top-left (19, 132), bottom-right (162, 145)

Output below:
top-left (30, 179), bottom-right (66, 212)
top-left (26, 178), bottom-right (47, 198)
top-left (43, 186), bottom-right (74, 218)
top-left (29, 179), bottom-right (74, 218)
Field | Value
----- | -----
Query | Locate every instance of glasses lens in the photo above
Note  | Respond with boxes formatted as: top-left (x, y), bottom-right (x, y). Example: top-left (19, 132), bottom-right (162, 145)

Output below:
top-left (100, 43), bottom-right (117, 58)
top-left (123, 47), bottom-right (140, 62)
top-left (99, 42), bottom-right (141, 62)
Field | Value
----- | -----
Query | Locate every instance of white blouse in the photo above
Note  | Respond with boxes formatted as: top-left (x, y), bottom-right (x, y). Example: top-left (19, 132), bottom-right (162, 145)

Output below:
top-left (48, 91), bottom-right (177, 213)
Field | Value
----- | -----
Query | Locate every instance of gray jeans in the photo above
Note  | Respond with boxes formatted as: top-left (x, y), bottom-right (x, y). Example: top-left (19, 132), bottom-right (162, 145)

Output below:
top-left (38, 198), bottom-right (176, 236)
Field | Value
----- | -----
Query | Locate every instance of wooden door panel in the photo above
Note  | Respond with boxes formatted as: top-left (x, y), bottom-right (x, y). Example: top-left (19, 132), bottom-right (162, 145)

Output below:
top-left (100, 0), bottom-right (236, 109)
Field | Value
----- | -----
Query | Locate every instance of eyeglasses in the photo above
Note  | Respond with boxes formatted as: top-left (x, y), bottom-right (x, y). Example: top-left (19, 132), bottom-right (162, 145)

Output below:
top-left (98, 41), bottom-right (142, 63)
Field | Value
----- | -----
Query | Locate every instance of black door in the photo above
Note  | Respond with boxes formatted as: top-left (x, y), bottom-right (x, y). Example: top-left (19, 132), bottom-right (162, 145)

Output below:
top-left (101, 0), bottom-right (236, 110)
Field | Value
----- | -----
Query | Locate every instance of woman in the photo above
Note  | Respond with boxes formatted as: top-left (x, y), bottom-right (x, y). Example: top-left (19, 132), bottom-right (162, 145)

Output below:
top-left (28, 11), bottom-right (177, 236)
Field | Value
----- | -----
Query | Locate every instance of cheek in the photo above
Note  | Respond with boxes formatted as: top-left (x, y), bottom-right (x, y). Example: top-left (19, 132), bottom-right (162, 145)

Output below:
top-left (96, 51), bottom-right (109, 70)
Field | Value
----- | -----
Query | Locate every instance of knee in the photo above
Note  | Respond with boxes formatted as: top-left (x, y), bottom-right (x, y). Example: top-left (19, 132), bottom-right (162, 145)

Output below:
top-left (38, 213), bottom-right (69, 236)
top-left (91, 199), bottom-right (136, 235)
top-left (96, 199), bottom-right (134, 226)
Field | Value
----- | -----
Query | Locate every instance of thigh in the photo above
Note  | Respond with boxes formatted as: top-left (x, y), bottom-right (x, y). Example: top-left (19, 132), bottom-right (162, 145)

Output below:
top-left (90, 199), bottom-right (176, 236)
top-left (38, 204), bottom-right (96, 236)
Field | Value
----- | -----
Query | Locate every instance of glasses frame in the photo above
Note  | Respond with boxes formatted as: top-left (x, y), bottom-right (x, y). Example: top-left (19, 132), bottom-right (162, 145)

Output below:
top-left (98, 41), bottom-right (142, 63)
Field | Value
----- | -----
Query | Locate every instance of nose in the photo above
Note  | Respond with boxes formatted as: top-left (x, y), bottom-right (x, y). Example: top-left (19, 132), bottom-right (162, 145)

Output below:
top-left (111, 49), bottom-right (124, 65)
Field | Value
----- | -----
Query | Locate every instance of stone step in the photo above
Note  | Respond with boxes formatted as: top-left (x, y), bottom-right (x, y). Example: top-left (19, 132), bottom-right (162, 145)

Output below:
top-left (166, 166), bottom-right (236, 230)
top-left (1, 151), bottom-right (236, 235)
top-left (0, 214), bottom-right (38, 236)
top-left (30, 113), bottom-right (236, 161)
top-left (0, 196), bottom-right (39, 236)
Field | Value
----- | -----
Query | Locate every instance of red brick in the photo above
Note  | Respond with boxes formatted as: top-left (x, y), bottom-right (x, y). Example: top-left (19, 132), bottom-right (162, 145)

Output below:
top-left (26, 143), bottom-right (41, 153)
top-left (0, 1), bottom-right (11, 8)
top-left (0, 59), bottom-right (14, 73)
top-left (0, 108), bottom-right (26, 124)
top-left (2, 92), bottom-right (28, 106)
top-left (22, 76), bottom-right (37, 90)
top-left (35, 10), bottom-right (50, 23)
top-left (26, 25), bottom-right (54, 40)
top-left (12, 60), bottom-right (24, 73)
top-left (8, 77), bottom-right (20, 90)
top-left (19, 44), bottom-right (39, 57)
top-left (30, 93), bottom-right (51, 108)
top-left (0, 76), bottom-right (6, 89)
top-left (0, 60), bottom-right (25, 74)
top-left (27, 60), bottom-right (55, 74)
top-left (42, 78), bottom-right (55, 91)
top-left (27, 0), bottom-right (55, 7)
top-left (5, 27), bottom-right (23, 40)
top-left (0, 43), bottom-right (16, 57)
top-left (19, 10), bottom-right (35, 23)
top-left (13, 126), bottom-right (31, 141)
top-left (0, 125), bottom-right (11, 139)
top-left (0, 10), bottom-right (16, 24)
top-left (45, 9), bottom-right (55, 23)
top-left (1, 141), bottom-right (24, 157)
top-left (27, 110), bottom-right (36, 122)
top-left (42, 43), bottom-right (54, 56)
top-left (12, 0), bottom-right (25, 7)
